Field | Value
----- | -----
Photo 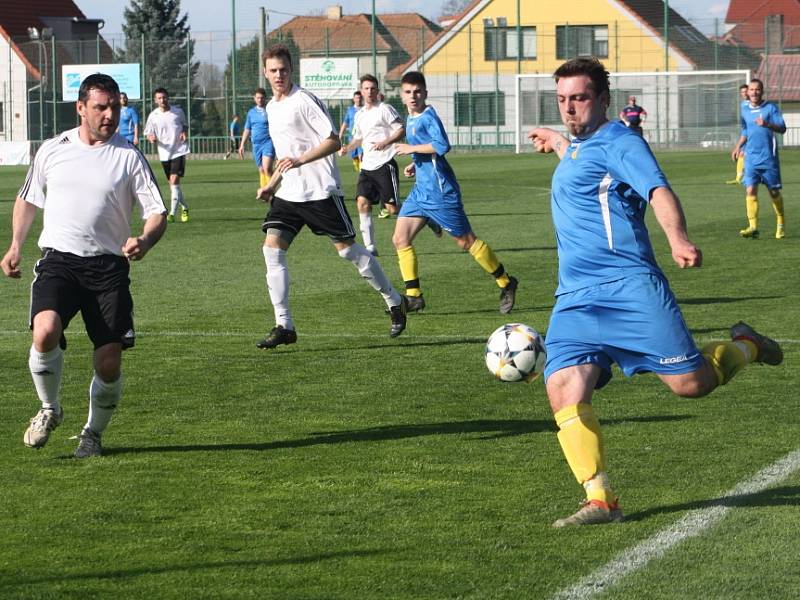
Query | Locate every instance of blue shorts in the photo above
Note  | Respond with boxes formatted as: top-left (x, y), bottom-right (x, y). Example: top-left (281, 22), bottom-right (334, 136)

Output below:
top-left (544, 273), bottom-right (704, 389)
top-left (253, 141), bottom-right (276, 168)
top-left (399, 187), bottom-right (472, 237)
top-left (743, 161), bottom-right (781, 190)
top-left (351, 147), bottom-right (363, 160)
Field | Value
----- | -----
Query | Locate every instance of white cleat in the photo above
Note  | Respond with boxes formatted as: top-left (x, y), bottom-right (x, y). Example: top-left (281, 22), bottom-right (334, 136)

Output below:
top-left (23, 407), bottom-right (64, 448)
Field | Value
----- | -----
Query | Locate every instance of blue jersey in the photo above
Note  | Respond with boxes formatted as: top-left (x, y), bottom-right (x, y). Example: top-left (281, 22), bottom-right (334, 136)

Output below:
top-left (343, 105), bottom-right (358, 134)
top-left (118, 105), bottom-right (139, 140)
top-left (405, 106), bottom-right (461, 206)
top-left (551, 120), bottom-right (670, 295)
top-left (740, 100), bottom-right (784, 167)
top-left (229, 119), bottom-right (241, 137)
top-left (244, 106), bottom-right (271, 146)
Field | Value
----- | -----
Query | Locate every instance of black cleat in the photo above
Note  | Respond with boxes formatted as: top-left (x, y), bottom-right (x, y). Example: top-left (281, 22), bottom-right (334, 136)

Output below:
top-left (389, 296), bottom-right (408, 338)
top-left (405, 294), bottom-right (425, 313)
top-left (427, 219), bottom-right (443, 238)
top-left (499, 276), bottom-right (518, 314)
top-left (256, 326), bottom-right (297, 349)
top-left (730, 321), bottom-right (783, 365)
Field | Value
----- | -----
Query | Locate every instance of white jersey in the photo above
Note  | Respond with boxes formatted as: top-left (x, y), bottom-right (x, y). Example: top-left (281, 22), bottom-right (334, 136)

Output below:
top-left (266, 85), bottom-right (342, 202)
top-left (18, 127), bottom-right (166, 257)
top-left (143, 105), bottom-right (190, 161)
top-left (352, 102), bottom-right (403, 171)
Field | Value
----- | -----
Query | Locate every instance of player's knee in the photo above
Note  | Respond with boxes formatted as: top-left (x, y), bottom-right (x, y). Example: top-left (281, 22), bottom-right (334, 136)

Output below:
top-left (667, 375), bottom-right (715, 398)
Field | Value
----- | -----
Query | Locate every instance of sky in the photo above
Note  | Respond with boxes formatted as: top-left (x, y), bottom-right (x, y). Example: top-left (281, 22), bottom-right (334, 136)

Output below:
top-left (74, 0), bottom-right (731, 37)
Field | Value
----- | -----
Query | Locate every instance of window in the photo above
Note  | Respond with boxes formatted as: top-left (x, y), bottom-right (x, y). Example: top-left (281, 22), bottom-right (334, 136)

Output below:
top-left (485, 26), bottom-right (537, 60)
top-left (454, 91), bottom-right (506, 126)
top-left (556, 25), bottom-right (608, 59)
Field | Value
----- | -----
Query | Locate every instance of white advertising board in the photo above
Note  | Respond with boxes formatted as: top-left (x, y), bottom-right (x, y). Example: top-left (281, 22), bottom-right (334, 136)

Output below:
top-left (62, 64), bottom-right (141, 101)
top-left (300, 58), bottom-right (359, 100)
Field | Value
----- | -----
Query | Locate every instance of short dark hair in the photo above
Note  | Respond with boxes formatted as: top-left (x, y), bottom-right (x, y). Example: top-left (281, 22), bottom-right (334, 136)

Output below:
top-left (749, 78), bottom-right (764, 89)
top-left (401, 71), bottom-right (426, 89)
top-left (78, 73), bottom-right (120, 103)
top-left (264, 44), bottom-right (292, 69)
top-left (553, 57), bottom-right (610, 100)
top-left (254, 87), bottom-right (267, 96)
top-left (739, 83), bottom-right (748, 90)
top-left (353, 91), bottom-right (362, 97)
top-left (153, 87), bottom-right (169, 98)
top-left (360, 74), bottom-right (379, 87)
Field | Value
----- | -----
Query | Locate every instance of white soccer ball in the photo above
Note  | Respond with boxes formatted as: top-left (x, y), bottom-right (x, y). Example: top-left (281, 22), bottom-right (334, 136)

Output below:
top-left (485, 323), bottom-right (546, 382)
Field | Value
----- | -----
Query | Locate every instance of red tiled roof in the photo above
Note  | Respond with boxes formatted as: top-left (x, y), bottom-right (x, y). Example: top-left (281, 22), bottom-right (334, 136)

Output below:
top-left (379, 13), bottom-right (442, 59)
top-left (272, 14), bottom-right (394, 54)
top-left (0, 1), bottom-right (85, 38)
top-left (755, 54), bottom-right (800, 100)
top-left (725, 0), bottom-right (800, 48)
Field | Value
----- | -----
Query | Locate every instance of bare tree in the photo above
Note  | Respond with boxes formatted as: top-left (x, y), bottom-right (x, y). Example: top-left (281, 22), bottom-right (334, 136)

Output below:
top-left (440, 0), bottom-right (471, 17)
top-left (196, 62), bottom-right (223, 98)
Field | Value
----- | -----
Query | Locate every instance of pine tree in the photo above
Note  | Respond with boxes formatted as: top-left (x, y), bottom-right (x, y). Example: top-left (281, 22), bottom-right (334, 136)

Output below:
top-left (117, 0), bottom-right (198, 107)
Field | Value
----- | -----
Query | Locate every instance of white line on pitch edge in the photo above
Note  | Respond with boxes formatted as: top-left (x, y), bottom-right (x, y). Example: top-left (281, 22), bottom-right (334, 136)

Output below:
top-left (552, 449), bottom-right (800, 600)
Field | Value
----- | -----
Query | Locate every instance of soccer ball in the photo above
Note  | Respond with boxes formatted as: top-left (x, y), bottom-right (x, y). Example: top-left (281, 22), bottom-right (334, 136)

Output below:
top-left (485, 323), bottom-right (546, 382)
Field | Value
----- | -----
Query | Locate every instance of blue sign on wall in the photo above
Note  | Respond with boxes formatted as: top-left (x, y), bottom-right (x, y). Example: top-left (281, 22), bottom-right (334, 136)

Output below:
top-left (61, 64), bottom-right (141, 101)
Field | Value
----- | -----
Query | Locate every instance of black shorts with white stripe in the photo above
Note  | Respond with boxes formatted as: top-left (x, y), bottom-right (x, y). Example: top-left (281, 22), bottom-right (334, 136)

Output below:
top-left (30, 249), bottom-right (135, 350)
top-left (262, 195), bottom-right (357, 243)
top-left (356, 158), bottom-right (400, 206)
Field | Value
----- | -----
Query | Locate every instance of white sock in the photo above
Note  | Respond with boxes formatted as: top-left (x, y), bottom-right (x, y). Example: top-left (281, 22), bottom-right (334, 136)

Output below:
top-left (28, 345), bottom-right (63, 411)
top-left (338, 243), bottom-right (401, 307)
top-left (84, 372), bottom-right (123, 436)
top-left (170, 185), bottom-right (187, 210)
top-left (170, 196), bottom-right (179, 216)
top-left (359, 211), bottom-right (375, 250)
top-left (263, 246), bottom-right (294, 330)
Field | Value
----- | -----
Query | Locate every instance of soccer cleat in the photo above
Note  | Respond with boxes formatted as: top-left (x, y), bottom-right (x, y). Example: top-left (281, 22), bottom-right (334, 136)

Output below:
top-left (166, 214), bottom-right (175, 223)
top-left (499, 276), bottom-right (518, 314)
top-left (256, 325), bottom-right (297, 349)
top-left (405, 294), bottom-right (425, 313)
top-left (552, 499), bottom-right (624, 528)
top-left (389, 296), bottom-right (408, 338)
top-left (378, 208), bottom-right (391, 219)
top-left (730, 321), bottom-right (783, 365)
top-left (725, 178), bottom-right (741, 185)
top-left (776, 225), bottom-right (785, 239)
top-left (73, 428), bottom-right (102, 458)
top-left (427, 219), bottom-right (443, 238)
top-left (739, 227), bottom-right (759, 239)
top-left (180, 209), bottom-right (190, 223)
top-left (366, 244), bottom-right (379, 257)
top-left (23, 407), bottom-right (64, 448)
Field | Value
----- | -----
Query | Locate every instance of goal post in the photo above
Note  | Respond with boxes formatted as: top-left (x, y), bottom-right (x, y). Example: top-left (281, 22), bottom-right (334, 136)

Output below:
top-left (514, 70), bottom-right (750, 153)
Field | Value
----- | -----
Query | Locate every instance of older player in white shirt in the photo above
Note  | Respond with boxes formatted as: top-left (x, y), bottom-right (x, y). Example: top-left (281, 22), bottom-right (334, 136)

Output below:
top-left (1, 73), bottom-right (167, 458)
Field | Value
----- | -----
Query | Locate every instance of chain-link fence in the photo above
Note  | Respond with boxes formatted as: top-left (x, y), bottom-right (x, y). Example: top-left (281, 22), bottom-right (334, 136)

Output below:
top-left (2, 14), bottom-right (799, 154)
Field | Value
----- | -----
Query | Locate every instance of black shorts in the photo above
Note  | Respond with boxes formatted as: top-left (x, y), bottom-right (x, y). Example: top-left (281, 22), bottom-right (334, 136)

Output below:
top-left (30, 249), bottom-right (135, 350)
top-left (356, 159), bottom-right (399, 206)
top-left (161, 155), bottom-right (186, 178)
top-left (261, 195), bottom-right (356, 242)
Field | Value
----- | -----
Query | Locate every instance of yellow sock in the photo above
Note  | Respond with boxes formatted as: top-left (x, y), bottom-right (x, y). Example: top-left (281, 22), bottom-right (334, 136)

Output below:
top-left (468, 239), bottom-right (510, 287)
top-left (736, 155), bottom-right (744, 181)
top-left (746, 195), bottom-right (758, 230)
top-left (259, 171), bottom-right (270, 188)
top-left (701, 340), bottom-right (756, 386)
top-left (353, 158), bottom-right (361, 172)
top-left (772, 193), bottom-right (785, 227)
top-left (397, 246), bottom-right (421, 297)
top-left (554, 404), bottom-right (615, 504)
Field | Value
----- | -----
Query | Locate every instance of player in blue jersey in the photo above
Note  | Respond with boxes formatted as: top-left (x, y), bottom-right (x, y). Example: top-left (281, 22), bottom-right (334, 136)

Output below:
top-left (339, 90), bottom-right (364, 172)
top-left (529, 58), bottom-right (783, 528)
top-left (731, 78), bottom-right (786, 239)
top-left (238, 88), bottom-right (275, 188)
top-left (116, 92), bottom-right (139, 145)
top-left (726, 84), bottom-right (749, 184)
top-left (392, 71), bottom-right (517, 314)
top-left (618, 95), bottom-right (646, 135)
top-left (224, 114), bottom-right (241, 159)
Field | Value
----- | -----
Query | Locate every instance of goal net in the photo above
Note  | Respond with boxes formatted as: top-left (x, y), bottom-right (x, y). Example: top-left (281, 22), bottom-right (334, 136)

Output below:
top-left (514, 70), bottom-right (749, 152)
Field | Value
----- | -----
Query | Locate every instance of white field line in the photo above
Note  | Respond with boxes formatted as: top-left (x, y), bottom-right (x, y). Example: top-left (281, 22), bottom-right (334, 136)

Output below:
top-left (553, 449), bottom-right (800, 600)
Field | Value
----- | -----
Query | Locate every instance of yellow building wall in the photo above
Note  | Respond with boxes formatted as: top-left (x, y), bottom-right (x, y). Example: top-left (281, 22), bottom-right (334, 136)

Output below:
top-left (422, 0), bottom-right (687, 76)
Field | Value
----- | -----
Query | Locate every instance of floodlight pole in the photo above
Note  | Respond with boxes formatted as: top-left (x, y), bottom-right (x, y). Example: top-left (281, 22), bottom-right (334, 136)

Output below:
top-left (231, 0), bottom-right (237, 116)
top-left (371, 0), bottom-right (377, 76)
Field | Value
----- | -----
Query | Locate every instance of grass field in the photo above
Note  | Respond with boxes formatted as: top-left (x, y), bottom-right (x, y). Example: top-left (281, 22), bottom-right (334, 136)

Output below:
top-left (0, 149), bottom-right (798, 599)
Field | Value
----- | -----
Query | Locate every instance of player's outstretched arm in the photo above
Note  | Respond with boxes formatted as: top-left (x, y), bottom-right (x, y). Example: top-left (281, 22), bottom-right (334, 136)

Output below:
top-left (650, 187), bottom-right (702, 269)
top-left (374, 125), bottom-right (405, 151)
top-left (1, 197), bottom-right (38, 278)
top-left (287, 134), bottom-right (340, 169)
top-left (122, 213), bottom-right (167, 262)
top-left (528, 128), bottom-right (570, 158)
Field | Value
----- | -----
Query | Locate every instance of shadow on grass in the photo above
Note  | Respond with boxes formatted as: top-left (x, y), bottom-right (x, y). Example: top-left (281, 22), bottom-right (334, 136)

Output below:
top-left (678, 295), bottom-right (783, 306)
top-left (624, 485), bottom-right (800, 522)
top-left (102, 415), bottom-right (690, 456)
top-left (0, 549), bottom-right (386, 586)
